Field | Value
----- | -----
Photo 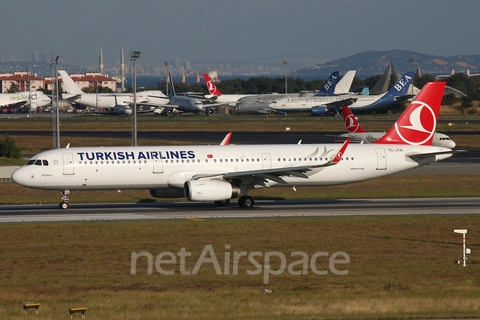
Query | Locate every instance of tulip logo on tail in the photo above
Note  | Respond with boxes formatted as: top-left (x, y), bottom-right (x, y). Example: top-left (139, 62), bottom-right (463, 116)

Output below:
top-left (204, 74), bottom-right (222, 96)
top-left (345, 114), bottom-right (361, 133)
top-left (207, 80), bottom-right (216, 94)
top-left (394, 101), bottom-right (436, 145)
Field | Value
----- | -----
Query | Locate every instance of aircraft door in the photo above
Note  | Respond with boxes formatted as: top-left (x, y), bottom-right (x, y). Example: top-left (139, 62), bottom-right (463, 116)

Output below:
top-left (62, 152), bottom-right (75, 175)
top-left (262, 153), bottom-right (272, 169)
top-left (153, 159), bottom-right (164, 174)
top-left (375, 148), bottom-right (387, 170)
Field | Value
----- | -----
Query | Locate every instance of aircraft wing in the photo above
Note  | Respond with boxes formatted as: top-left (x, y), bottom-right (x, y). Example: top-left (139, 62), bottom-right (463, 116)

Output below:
top-left (394, 94), bottom-right (415, 102)
top-left (192, 139), bottom-right (350, 185)
top-left (321, 97), bottom-right (357, 110)
top-left (62, 94), bottom-right (82, 101)
top-left (203, 102), bottom-right (228, 108)
top-left (0, 101), bottom-right (27, 108)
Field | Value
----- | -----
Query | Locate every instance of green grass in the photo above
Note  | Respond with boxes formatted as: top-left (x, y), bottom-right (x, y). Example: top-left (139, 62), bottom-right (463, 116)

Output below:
top-left (0, 216), bottom-right (479, 319)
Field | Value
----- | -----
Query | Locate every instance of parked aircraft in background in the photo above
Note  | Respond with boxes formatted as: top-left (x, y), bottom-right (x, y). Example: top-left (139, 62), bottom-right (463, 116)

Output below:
top-left (0, 91), bottom-right (51, 112)
top-left (339, 105), bottom-right (456, 148)
top-left (234, 71), bottom-right (344, 114)
top-left (268, 71), bottom-right (415, 115)
top-left (59, 70), bottom-right (169, 115)
top-left (154, 73), bottom-right (224, 116)
top-left (11, 82), bottom-right (454, 210)
top-left (203, 73), bottom-right (251, 107)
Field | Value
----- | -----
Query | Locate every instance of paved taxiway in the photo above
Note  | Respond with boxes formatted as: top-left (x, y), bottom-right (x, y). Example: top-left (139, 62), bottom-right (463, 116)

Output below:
top-left (0, 197), bottom-right (479, 223)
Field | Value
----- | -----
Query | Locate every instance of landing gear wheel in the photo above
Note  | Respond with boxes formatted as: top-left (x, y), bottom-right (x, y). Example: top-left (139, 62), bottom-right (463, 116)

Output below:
top-left (60, 190), bottom-right (70, 210)
top-left (214, 199), bottom-right (230, 207)
top-left (238, 196), bottom-right (254, 209)
top-left (59, 202), bottom-right (69, 210)
top-left (166, 108), bottom-right (174, 116)
top-left (205, 108), bottom-right (214, 116)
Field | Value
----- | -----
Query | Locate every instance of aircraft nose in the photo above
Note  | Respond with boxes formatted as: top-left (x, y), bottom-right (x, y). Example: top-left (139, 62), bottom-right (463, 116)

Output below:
top-left (448, 140), bottom-right (456, 148)
top-left (11, 167), bottom-right (25, 186)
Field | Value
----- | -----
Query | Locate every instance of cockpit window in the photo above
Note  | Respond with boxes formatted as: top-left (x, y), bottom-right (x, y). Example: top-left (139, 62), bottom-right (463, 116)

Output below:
top-left (42, 160), bottom-right (49, 166)
top-left (34, 159), bottom-right (42, 166)
top-left (26, 159), bottom-right (36, 165)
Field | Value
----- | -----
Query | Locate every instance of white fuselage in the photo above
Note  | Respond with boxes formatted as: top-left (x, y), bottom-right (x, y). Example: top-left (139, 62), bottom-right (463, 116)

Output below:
top-left (0, 91), bottom-right (51, 108)
top-left (269, 94), bottom-right (385, 112)
top-left (12, 143), bottom-right (451, 192)
top-left (169, 95), bottom-right (204, 113)
top-left (206, 94), bottom-right (251, 107)
top-left (63, 90), bottom-right (169, 109)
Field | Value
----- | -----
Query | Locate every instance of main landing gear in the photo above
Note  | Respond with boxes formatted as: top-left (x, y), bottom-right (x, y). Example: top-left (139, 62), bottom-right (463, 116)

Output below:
top-left (213, 196), bottom-right (255, 209)
top-left (59, 190), bottom-right (70, 210)
top-left (238, 195), bottom-right (254, 209)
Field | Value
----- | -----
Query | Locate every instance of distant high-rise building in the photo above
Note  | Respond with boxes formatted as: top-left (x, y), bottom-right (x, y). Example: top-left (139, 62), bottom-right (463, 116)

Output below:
top-left (31, 51), bottom-right (40, 62)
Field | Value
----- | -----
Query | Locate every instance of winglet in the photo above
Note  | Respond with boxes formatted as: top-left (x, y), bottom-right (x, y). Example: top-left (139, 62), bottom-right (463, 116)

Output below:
top-left (332, 138), bottom-right (351, 163)
top-left (342, 106), bottom-right (366, 133)
top-left (220, 132), bottom-right (232, 145)
top-left (374, 81), bottom-right (446, 146)
top-left (203, 73), bottom-right (222, 96)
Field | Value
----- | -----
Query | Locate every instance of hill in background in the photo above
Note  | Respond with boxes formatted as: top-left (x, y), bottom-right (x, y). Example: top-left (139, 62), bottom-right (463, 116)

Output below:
top-left (291, 50), bottom-right (480, 77)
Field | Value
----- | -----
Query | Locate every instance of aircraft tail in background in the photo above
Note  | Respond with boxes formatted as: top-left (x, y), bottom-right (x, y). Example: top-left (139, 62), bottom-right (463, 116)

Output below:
top-left (204, 73), bottom-right (222, 96)
top-left (314, 71), bottom-right (339, 96)
top-left (58, 70), bottom-right (84, 95)
top-left (341, 106), bottom-right (366, 133)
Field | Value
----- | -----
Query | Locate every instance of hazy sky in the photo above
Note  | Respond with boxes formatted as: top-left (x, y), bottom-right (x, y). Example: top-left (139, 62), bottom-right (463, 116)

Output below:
top-left (2, 0), bottom-right (479, 65)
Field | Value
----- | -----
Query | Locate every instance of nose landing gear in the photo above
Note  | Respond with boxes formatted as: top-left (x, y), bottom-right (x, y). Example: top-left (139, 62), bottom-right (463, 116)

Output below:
top-left (59, 190), bottom-right (70, 210)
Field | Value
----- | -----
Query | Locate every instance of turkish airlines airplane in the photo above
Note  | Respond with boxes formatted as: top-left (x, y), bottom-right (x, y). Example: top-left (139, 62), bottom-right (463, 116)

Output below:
top-left (339, 106), bottom-right (456, 148)
top-left (203, 73), bottom-right (251, 107)
top-left (11, 82), bottom-right (453, 210)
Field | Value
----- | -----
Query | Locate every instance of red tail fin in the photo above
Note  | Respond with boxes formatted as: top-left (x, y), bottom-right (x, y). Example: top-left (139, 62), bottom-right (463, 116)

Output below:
top-left (203, 73), bottom-right (222, 96)
top-left (374, 82), bottom-right (446, 146)
top-left (341, 106), bottom-right (366, 133)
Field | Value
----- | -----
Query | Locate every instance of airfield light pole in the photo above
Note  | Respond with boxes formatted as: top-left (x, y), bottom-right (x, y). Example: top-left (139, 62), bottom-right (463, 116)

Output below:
top-left (54, 56), bottom-right (60, 149)
top-left (164, 62), bottom-right (169, 96)
top-left (130, 51), bottom-right (141, 146)
top-left (453, 229), bottom-right (469, 267)
top-left (283, 60), bottom-right (288, 93)
top-left (26, 66), bottom-right (31, 118)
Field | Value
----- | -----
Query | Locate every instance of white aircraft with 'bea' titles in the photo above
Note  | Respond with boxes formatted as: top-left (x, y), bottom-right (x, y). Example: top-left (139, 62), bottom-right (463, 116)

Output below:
top-left (59, 70), bottom-right (169, 115)
top-left (339, 105), bottom-right (456, 148)
top-left (268, 71), bottom-right (415, 115)
top-left (12, 82), bottom-right (456, 210)
top-left (0, 91), bottom-right (51, 112)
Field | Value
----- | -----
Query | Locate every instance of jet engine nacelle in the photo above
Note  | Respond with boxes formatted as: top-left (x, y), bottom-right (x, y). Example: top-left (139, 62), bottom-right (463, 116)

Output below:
top-left (149, 188), bottom-right (185, 198)
top-left (113, 105), bottom-right (133, 115)
top-left (311, 106), bottom-right (328, 116)
top-left (184, 180), bottom-right (240, 202)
